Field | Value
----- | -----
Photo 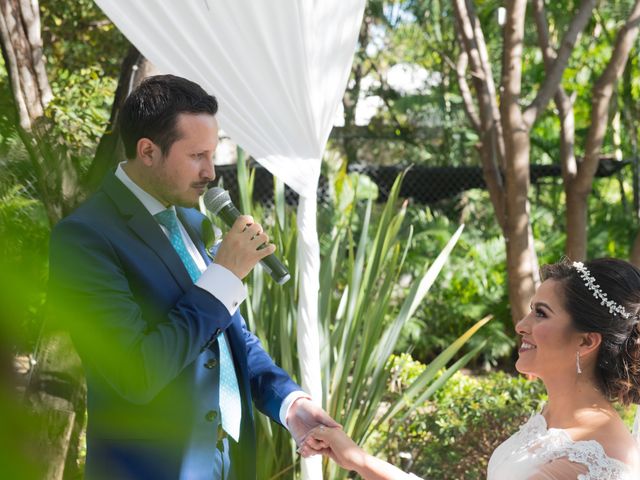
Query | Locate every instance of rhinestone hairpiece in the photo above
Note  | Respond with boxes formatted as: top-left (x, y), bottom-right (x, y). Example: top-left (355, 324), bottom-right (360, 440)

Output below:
top-left (572, 261), bottom-right (635, 320)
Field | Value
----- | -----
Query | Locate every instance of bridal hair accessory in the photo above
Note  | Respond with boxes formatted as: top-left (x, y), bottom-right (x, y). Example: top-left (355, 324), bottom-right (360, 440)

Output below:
top-left (572, 261), bottom-right (636, 320)
top-left (576, 351), bottom-right (582, 374)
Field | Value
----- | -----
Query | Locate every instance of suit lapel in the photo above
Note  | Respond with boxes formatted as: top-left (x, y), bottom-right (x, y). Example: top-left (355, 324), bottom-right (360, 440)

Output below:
top-left (101, 172), bottom-right (194, 292)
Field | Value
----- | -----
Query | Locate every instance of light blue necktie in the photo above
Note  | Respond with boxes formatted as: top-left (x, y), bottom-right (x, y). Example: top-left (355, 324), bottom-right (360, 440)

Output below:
top-left (155, 208), bottom-right (242, 442)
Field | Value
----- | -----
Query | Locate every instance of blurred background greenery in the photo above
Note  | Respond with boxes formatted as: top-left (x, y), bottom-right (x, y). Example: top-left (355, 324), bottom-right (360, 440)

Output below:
top-left (2, 0), bottom-right (640, 479)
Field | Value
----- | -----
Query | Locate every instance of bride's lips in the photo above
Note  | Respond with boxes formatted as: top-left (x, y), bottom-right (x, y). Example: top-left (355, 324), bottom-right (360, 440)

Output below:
top-left (519, 340), bottom-right (537, 353)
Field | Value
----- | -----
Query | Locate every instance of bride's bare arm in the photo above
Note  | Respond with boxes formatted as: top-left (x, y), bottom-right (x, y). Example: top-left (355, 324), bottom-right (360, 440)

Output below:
top-left (302, 426), bottom-right (422, 480)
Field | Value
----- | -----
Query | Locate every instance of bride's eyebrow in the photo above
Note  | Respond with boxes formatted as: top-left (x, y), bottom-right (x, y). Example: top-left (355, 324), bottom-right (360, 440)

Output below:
top-left (533, 301), bottom-right (554, 313)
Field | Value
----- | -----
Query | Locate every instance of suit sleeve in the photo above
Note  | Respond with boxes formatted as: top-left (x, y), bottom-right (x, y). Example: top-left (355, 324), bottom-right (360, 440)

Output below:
top-left (238, 316), bottom-right (302, 424)
top-left (49, 218), bottom-right (232, 405)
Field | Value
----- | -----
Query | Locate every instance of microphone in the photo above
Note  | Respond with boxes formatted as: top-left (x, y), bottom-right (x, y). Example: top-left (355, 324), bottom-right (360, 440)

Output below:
top-left (203, 187), bottom-right (291, 285)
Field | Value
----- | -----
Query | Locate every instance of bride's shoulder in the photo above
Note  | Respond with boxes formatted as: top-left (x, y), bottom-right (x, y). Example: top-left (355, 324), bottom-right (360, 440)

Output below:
top-left (599, 430), bottom-right (640, 471)
top-left (575, 416), bottom-right (640, 471)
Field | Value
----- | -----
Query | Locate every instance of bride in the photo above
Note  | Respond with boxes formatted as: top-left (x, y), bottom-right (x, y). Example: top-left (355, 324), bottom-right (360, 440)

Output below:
top-left (301, 258), bottom-right (640, 479)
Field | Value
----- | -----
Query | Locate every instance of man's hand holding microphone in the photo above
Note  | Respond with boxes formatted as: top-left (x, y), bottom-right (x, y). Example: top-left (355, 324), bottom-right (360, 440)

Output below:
top-left (213, 214), bottom-right (274, 280)
top-left (203, 187), bottom-right (290, 284)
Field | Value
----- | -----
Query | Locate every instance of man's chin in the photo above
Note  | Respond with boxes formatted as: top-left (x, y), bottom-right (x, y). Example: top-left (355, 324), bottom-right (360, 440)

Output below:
top-left (173, 196), bottom-right (200, 209)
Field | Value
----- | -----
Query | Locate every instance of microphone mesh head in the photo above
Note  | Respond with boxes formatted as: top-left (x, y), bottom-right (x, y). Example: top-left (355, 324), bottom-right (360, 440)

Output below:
top-left (203, 187), bottom-right (232, 214)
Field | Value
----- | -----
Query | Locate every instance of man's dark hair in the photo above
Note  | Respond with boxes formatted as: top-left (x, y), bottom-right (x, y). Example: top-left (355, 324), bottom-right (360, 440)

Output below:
top-left (119, 74), bottom-right (218, 159)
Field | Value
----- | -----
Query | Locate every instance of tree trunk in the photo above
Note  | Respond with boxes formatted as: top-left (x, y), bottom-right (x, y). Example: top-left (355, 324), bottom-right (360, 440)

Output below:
top-left (340, 13), bottom-right (370, 167)
top-left (454, 0), bottom-right (592, 324)
top-left (565, 0), bottom-right (640, 260)
top-left (532, 0), bottom-right (583, 260)
top-left (631, 230), bottom-right (640, 267)
top-left (500, 0), bottom-right (538, 323)
top-left (25, 330), bottom-right (86, 480)
top-left (504, 136), bottom-right (538, 322)
top-left (452, 0), bottom-right (507, 230)
top-left (622, 58), bottom-right (640, 221)
top-left (84, 46), bottom-right (152, 194)
top-left (0, 0), bottom-right (51, 129)
top-left (565, 184), bottom-right (589, 260)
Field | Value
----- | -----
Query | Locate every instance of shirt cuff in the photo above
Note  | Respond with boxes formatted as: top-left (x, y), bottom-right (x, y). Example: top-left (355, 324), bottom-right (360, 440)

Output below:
top-left (279, 391), bottom-right (312, 429)
top-left (196, 263), bottom-right (247, 315)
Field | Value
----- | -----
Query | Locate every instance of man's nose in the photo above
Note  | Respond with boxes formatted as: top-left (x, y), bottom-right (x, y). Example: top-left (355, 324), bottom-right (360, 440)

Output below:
top-left (202, 161), bottom-right (215, 181)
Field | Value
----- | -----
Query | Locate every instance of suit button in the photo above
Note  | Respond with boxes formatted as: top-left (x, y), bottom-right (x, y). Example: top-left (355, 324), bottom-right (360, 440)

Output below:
top-left (204, 358), bottom-right (217, 369)
top-left (205, 410), bottom-right (218, 422)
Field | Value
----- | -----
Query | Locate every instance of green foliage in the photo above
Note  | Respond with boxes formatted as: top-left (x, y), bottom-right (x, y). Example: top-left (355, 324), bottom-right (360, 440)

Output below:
top-left (46, 67), bottom-right (117, 172)
top-left (219, 156), bottom-right (486, 479)
top-left (37, 0), bottom-right (124, 172)
top-left (0, 0), bottom-right (125, 353)
top-left (372, 353), bottom-right (639, 479)
top-left (395, 170), bottom-right (639, 370)
top-left (0, 1), bottom-right (126, 178)
top-left (372, 356), bottom-right (547, 480)
top-left (586, 176), bottom-right (637, 259)
top-left (0, 179), bottom-right (50, 351)
top-left (397, 192), bottom-right (513, 368)
top-left (40, 0), bottom-right (128, 77)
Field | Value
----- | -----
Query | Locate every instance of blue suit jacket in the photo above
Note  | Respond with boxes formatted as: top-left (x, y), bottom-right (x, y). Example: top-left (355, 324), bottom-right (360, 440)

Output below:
top-left (48, 172), bottom-right (300, 479)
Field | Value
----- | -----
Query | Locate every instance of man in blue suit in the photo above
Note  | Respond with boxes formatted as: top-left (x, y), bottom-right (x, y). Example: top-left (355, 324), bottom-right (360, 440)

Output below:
top-left (48, 74), bottom-right (336, 479)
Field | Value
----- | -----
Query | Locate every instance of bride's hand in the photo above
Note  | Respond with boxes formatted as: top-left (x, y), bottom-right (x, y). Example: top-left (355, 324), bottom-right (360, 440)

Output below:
top-left (300, 425), bottom-right (367, 472)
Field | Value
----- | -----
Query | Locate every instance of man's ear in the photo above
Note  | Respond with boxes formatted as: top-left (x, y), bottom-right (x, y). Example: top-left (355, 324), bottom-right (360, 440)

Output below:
top-left (579, 332), bottom-right (602, 357)
top-left (136, 138), bottom-right (157, 166)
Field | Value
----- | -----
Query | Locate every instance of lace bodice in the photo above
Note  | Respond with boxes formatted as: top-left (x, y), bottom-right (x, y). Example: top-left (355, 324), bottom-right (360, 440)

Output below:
top-left (487, 413), bottom-right (635, 479)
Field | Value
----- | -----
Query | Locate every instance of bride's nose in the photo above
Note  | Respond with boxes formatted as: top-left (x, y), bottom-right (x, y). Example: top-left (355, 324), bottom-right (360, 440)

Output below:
top-left (515, 315), bottom-right (530, 336)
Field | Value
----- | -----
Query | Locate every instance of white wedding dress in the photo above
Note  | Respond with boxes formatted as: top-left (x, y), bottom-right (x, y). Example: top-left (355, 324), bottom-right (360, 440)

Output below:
top-left (487, 413), bottom-right (637, 479)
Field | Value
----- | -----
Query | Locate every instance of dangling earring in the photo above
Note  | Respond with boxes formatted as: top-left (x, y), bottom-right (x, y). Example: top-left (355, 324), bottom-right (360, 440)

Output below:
top-left (576, 351), bottom-right (582, 374)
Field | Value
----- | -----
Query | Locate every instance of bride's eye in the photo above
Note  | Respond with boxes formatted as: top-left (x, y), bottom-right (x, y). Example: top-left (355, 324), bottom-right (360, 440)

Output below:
top-left (535, 307), bottom-right (546, 318)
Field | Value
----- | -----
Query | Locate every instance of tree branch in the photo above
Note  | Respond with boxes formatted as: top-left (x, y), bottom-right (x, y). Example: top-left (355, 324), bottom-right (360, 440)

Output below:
top-left (20, 0), bottom-right (51, 105)
top-left (575, 0), bottom-right (640, 193)
top-left (463, 0), bottom-right (506, 170)
top-left (0, 0), bottom-right (42, 129)
top-left (83, 46), bottom-right (160, 195)
top-left (453, 0), bottom-right (506, 228)
top-left (532, 0), bottom-right (577, 182)
top-left (523, 0), bottom-right (596, 127)
top-left (444, 43), bottom-right (481, 132)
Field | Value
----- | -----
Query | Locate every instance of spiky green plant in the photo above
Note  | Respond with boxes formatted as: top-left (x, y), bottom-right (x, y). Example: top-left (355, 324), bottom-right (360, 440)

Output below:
top-left (209, 155), bottom-right (489, 479)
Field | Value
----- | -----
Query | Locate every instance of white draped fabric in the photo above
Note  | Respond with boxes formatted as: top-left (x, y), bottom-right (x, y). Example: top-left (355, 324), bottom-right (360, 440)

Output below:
top-left (94, 0), bottom-right (366, 477)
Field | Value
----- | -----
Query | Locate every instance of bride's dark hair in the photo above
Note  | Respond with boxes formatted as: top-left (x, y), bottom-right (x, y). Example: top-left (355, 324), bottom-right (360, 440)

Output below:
top-left (541, 257), bottom-right (640, 406)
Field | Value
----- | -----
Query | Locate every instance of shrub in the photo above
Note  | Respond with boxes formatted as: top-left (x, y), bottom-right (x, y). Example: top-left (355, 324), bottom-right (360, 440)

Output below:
top-left (370, 355), bottom-right (547, 480)
top-left (224, 160), bottom-right (487, 479)
top-left (396, 200), bottom-right (514, 369)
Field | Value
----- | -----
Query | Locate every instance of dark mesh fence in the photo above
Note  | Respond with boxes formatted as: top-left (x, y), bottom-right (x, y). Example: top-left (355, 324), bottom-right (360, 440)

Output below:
top-left (1, 146), bottom-right (40, 199)
top-left (212, 158), bottom-right (628, 208)
top-left (4, 155), bottom-right (627, 211)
